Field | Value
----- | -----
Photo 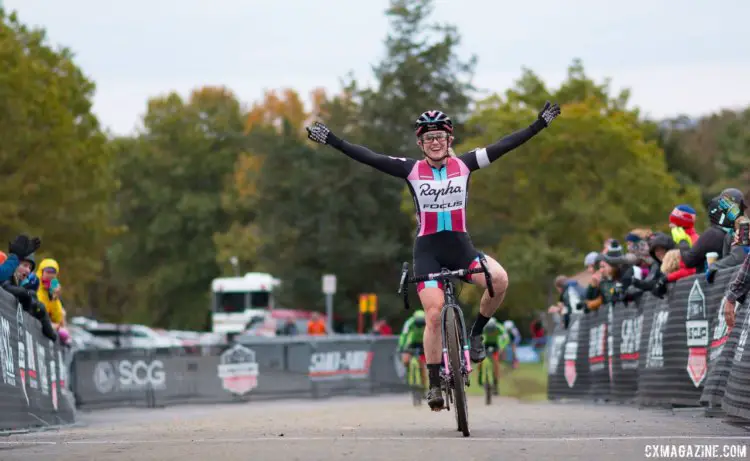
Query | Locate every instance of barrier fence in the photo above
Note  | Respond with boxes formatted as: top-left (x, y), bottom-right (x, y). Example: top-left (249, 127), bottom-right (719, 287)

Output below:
top-left (546, 265), bottom-right (750, 423)
top-left (0, 288), bottom-right (75, 431)
top-left (70, 335), bottom-right (409, 410)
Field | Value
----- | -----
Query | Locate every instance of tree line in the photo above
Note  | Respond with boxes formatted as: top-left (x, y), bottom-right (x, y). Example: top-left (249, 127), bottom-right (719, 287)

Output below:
top-left (2, 1), bottom-right (747, 331)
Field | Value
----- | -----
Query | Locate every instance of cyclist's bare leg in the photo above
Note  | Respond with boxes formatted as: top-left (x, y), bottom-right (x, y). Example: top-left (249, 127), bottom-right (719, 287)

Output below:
top-left (468, 255), bottom-right (509, 362)
top-left (418, 286), bottom-right (445, 410)
top-left (469, 255), bottom-right (509, 317)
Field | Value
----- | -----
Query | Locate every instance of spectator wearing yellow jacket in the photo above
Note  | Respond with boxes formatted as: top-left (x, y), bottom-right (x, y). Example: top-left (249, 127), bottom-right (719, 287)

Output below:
top-left (35, 258), bottom-right (65, 328)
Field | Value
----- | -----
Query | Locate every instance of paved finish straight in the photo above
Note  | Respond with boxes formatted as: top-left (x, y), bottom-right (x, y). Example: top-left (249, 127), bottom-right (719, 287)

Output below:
top-left (1, 395), bottom-right (748, 461)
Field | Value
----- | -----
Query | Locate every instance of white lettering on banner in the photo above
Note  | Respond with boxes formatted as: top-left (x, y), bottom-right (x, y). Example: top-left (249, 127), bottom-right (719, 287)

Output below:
top-left (685, 320), bottom-right (710, 347)
top-left (308, 350), bottom-right (373, 380)
top-left (0, 317), bottom-right (15, 386)
top-left (620, 315), bottom-right (643, 369)
top-left (49, 347), bottom-right (58, 411)
top-left (16, 306), bottom-right (28, 406)
top-left (547, 335), bottom-right (566, 375)
top-left (733, 308), bottom-right (750, 364)
top-left (37, 344), bottom-right (48, 397)
top-left (646, 310), bottom-right (669, 369)
top-left (58, 350), bottom-right (66, 389)
top-left (564, 318), bottom-right (580, 387)
top-left (710, 297), bottom-right (733, 362)
top-left (118, 360), bottom-right (166, 390)
top-left (588, 323), bottom-right (606, 372)
top-left (25, 331), bottom-right (37, 389)
top-left (218, 344), bottom-right (259, 396)
top-left (607, 306), bottom-right (614, 382)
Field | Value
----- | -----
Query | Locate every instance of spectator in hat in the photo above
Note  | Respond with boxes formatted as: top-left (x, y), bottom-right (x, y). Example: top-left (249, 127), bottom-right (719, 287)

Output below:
top-left (681, 194), bottom-right (739, 272)
top-left (625, 228), bottom-right (654, 279)
top-left (721, 188), bottom-right (748, 257)
top-left (632, 231), bottom-right (675, 299)
top-left (0, 235), bottom-right (41, 283)
top-left (35, 258), bottom-right (66, 330)
top-left (584, 251), bottom-right (600, 274)
top-left (669, 205), bottom-right (699, 248)
top-left (707, 215), bottom-right (750, 284)
top-left (0, 253), bottom-right (57, 341)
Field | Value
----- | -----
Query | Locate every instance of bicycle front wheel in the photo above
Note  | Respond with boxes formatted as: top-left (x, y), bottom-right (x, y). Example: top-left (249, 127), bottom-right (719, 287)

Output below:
top-left (445, 307), bottom-right (469, 437)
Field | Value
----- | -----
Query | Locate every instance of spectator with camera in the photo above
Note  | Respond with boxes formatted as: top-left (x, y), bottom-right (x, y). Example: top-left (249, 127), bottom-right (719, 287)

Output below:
top-left (680, 193), bottom-right (740, 272)
top-left (707, 215), bottom-right (750, 284)
top-left (0, 252), bottom-right (57, 341)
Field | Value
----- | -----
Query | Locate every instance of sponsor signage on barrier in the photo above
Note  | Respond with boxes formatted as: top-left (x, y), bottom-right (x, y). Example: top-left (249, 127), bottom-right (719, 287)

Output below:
top-left (619, 312), bottom-right (643, 369)
top-left (0, 289), bottom-right (74, 431)
top-left (710, 296), bottom-right (733, 361)
top-left (547, 334), bottom-right (565, 375)
top-left (588, 321), bottom-right (606, 372)
top-left (70, 337), bottom-right (406, 409)
top-left (218, 344), bottom-right (259, 395)
top-left (646, 308), bottom-right (668, 370)
top-left (308, 350), bottom-right (373, 380)
top-left (93, 359), bottom-right (166, 393)
top-left (564, 317), bottom-right (580, 387)
top-left (686, 280), bottom-right (709, 387)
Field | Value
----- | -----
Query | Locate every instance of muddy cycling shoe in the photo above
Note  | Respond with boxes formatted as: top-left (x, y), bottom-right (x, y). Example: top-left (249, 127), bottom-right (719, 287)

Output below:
top-left (469, 335), bottom-right (486, 363)
top-left (427, 386), bottom-right (444, 411)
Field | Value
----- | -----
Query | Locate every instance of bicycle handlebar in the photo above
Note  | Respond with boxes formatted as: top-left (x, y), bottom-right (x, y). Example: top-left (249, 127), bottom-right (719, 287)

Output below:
top-left (397, 253), bottom-right (495, 310)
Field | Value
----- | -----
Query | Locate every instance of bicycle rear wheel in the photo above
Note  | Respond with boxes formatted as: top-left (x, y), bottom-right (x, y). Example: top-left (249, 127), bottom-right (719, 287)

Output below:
top-left (445, 307), bottom-right (469, 437)
top-left (484, 361), bottom-right (492, 406)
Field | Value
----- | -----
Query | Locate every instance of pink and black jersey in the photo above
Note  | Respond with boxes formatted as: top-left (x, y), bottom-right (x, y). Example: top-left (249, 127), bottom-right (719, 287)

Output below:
top-left (326, 120), bottom-right (546, 239)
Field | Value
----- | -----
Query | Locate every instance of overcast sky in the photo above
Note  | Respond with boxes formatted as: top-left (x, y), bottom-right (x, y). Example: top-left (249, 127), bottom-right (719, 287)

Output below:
top-left (4, 0), bottom-right (749, 135)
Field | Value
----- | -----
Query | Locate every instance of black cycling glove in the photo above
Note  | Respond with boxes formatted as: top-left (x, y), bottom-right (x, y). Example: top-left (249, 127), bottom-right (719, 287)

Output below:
top-left (538, 101), bottom-right (561, 127)
top-left (306, 121), bottom-right (333, 145)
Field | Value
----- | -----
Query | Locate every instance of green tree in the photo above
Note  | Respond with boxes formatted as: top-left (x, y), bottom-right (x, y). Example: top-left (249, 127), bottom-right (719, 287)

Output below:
top-left (111, 86), bottom-right (247, 329)
top-left (0, 9), bottom-right (116, 306)
top-left (446, 60), bottom-right (701, 321)
top-left (711, 107), bottom-right (750, 196)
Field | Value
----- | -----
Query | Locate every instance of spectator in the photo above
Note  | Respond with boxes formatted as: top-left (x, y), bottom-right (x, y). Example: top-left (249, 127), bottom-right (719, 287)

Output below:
top-left (279, 320), bottom-right (298, 336)
top-left (307, 312), bottom-right (327, 335)
top-left (550, 274), bottom-right (585, 329)
top-left (624, 228), bottom-right (654, 279)
top-left (680, 194), bottom-right (739, 273)
top-left (587, 241), bottom-right (631, 308)
top-left (0, 235), bottom-right (41, 283)
top-left (632, 231), bottom-right (675, 299)
top-left (529, 316), bottom-right (546, 350)
top-left (584, 252), bottom-right (600, 274)
top-left (707, 215), bottom-right (750, 284)
top-left (35, 258), bottom-right (66, 331)
top-left (669, 205), bottom-right (699, 248)
top-left (372, 319), bottom-right (393, 336)
top-left (0, 253), bottom-right (57, 341)
top-left (721, 188), bottom-right (748, 257)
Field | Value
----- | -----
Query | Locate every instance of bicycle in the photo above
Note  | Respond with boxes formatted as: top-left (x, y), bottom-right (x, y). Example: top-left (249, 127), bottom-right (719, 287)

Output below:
top-left (405, 345), bottom-right (427, 406)
top-left (477, 345), bottom-right (499, 405)
top-left (397, 253), bottom-right (495, 437)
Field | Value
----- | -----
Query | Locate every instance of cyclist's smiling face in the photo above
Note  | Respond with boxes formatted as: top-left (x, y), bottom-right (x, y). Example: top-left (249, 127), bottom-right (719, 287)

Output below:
top-left (418, 131), bottom-right (452, 162)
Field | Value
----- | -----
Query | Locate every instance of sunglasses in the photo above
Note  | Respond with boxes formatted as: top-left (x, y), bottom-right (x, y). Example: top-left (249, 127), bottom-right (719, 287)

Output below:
top-left (421, 132), bottom-right (449, 143)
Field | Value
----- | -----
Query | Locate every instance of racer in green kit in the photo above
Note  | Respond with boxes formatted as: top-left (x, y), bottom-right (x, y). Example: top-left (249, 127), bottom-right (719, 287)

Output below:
top-left (398, 310), bottom-right (427, 387)
top-left (479, 317), bottom-right (509, 394)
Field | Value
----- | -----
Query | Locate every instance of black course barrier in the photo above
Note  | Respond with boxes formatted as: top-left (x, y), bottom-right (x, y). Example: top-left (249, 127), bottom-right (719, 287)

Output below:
top-left (547, 262), bottom-right (750, 426)
top-left (70, 334), bottom-right (409, 409)
top-left (0, 288), bottom-right (75, 431)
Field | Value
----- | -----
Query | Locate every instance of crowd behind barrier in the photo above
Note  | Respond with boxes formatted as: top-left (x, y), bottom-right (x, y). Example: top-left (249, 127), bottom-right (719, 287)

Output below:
top-left (546, 265), bottom-right (750, 424)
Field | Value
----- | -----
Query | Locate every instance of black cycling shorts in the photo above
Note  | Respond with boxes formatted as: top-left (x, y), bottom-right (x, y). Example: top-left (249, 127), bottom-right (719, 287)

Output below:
top-left (413, 231), bottom-right (481, 292)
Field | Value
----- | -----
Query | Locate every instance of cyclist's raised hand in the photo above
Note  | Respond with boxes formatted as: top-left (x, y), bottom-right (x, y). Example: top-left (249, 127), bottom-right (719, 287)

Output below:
top-left (537, 101), bottom-right (561, 127)
top-left (306, 121), bottom-right (333, 145)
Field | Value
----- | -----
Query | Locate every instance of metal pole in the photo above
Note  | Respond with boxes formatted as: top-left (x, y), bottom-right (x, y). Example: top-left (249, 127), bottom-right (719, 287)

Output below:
top-left (325, 293), bottom-right (333, 335)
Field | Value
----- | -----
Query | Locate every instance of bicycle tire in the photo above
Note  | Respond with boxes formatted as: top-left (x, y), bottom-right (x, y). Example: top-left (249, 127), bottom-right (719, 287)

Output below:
top-left (409, 357), bottom-right (422, 406)
top-left (484, 361), bottom-right (492, 406)
top-left (445, 307), bottom-right (470, 437)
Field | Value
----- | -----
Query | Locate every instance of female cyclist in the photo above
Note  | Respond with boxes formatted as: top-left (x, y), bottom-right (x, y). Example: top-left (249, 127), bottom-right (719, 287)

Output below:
top-left (306, 101), bottom-right (561, 410)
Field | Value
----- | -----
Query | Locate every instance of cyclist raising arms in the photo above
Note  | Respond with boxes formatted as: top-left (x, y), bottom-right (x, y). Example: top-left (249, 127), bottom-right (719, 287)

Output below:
top-left (306, 102), bottom-right (561, 410)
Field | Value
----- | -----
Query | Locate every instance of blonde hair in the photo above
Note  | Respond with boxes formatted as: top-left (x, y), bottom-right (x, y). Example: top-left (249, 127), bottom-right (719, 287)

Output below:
top-left (661, 249), bottom-right (682, 274)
